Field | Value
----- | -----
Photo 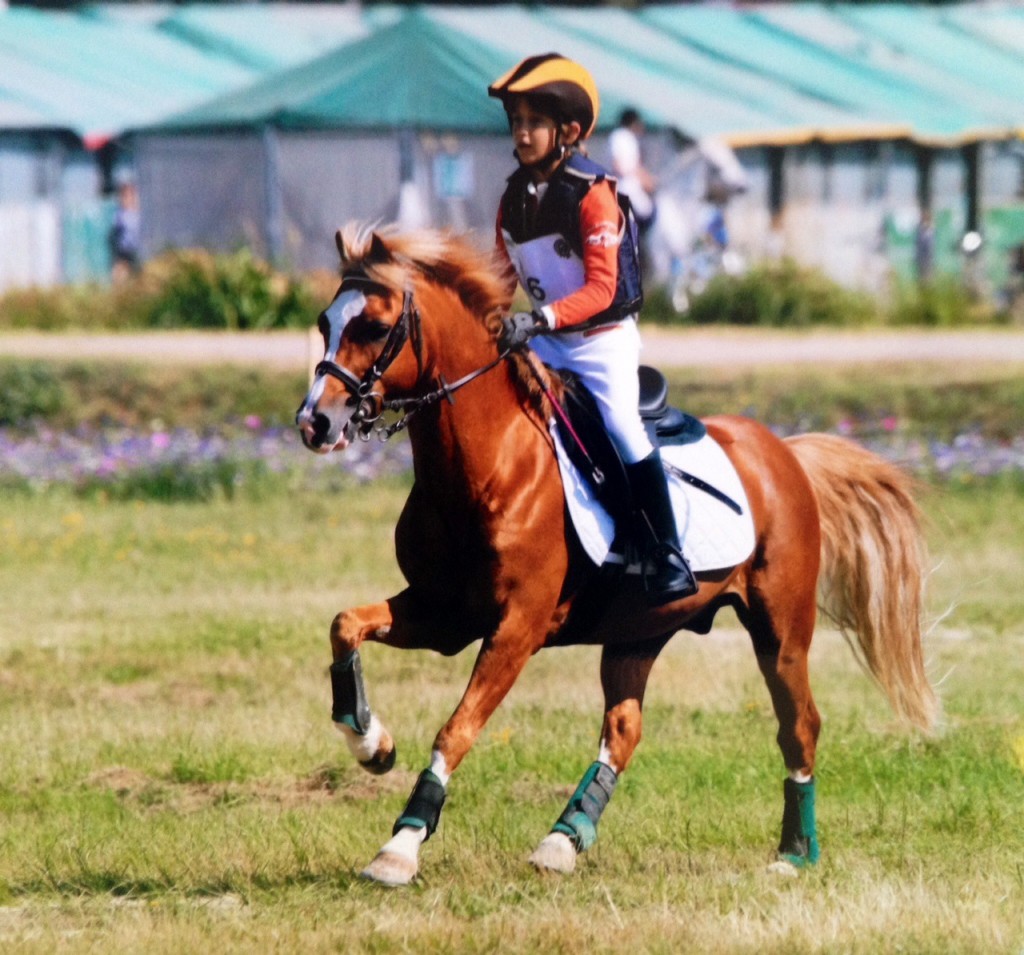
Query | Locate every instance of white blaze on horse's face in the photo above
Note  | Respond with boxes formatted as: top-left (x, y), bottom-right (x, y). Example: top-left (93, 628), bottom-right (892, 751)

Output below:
top-left (296, 287), bottom-right (367, 453)
top-left (323, 287), bottom-right (367, 361)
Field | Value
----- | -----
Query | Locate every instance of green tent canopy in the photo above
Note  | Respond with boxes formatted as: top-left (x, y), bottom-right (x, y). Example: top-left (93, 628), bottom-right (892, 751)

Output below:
top-left (159, 11), bottom-right (518, 132)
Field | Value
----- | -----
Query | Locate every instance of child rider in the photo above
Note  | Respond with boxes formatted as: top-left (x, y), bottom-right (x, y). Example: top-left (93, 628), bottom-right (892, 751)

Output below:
top-left (488, 53), bottom-right (698, 605)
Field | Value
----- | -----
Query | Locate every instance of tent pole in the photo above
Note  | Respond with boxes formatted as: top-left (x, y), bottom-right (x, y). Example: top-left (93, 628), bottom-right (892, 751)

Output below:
top-left (262, 126), bottom-right (284, 265)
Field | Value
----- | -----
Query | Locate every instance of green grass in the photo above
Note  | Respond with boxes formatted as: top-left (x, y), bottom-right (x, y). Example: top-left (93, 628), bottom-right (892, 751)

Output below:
top-left (665, 362), bottom-right (1024, 441)
top-left (5, 356), bottom-right (1024, 442)
top-left (0, 471), bottom-right (1022, 952)
top-left (0, 358), bottom-right (307, 431)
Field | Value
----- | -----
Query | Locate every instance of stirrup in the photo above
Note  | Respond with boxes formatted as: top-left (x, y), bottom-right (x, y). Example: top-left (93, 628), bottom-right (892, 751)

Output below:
top-left (645, 544), bottom-right (698, 604)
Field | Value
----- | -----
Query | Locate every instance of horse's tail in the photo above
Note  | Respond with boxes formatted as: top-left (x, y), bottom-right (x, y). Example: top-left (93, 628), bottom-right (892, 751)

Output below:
top-left (786, 433), bottom-right (940, 733)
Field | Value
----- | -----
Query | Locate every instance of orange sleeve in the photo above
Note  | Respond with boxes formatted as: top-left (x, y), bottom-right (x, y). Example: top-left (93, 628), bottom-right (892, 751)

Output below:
top-left (548, 179), bottom-right (620, 329)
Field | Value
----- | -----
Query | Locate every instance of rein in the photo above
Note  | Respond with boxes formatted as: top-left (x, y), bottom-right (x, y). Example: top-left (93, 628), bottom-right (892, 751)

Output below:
top-left (521, 351), bottom-right (605, 488)
top-left (314, 282), bottom-right (517, 442)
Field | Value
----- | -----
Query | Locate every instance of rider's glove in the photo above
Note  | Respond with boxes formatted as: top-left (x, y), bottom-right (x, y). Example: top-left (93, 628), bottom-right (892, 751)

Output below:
top-left (499, 311), bottom-right (545, 352)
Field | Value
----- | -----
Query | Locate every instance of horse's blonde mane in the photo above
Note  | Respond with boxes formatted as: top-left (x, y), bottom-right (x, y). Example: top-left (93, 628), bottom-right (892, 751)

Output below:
top-left (335, 222), bottom-right (548, 404)
top-left (336, 222), bottom-right (515, 335)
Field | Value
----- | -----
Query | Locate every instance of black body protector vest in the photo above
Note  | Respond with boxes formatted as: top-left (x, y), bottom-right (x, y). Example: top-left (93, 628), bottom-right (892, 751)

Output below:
top-left (499, 153), bottom-right (644, 330)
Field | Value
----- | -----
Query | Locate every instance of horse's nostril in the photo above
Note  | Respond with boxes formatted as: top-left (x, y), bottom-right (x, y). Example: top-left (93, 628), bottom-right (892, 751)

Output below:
top-left (311, 412), bottom-right (331, 441)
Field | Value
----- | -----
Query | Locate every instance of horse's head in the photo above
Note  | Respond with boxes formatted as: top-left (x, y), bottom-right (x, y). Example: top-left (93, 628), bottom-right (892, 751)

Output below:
top-left (296, 228), bottom-right (428, 453)
top-left (297, 223), bottom-right (523, 452)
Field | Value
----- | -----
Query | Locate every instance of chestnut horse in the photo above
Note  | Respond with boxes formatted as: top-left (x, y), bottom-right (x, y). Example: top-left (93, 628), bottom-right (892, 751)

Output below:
top-left (295, 224), bottom-right (937, 887)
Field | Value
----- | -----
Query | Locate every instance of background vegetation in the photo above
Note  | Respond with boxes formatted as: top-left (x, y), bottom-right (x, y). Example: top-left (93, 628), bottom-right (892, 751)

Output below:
top-left (662, 261), bottom-right (1006, 328)
top-left (0, 250), bottom-right (1017, 332)
top-left (0, 250), bottom-right (331, 333)
top-left (3, 356), bottom-right (1023, 442)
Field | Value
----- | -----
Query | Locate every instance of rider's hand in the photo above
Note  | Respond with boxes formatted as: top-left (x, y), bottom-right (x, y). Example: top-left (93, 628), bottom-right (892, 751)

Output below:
top-left (499, 311), bottom-right (545, 352)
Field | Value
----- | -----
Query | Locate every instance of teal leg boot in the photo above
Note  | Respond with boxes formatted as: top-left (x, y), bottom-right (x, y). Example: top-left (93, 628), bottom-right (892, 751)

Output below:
top-left (777, 777), bottom-right (820, 867)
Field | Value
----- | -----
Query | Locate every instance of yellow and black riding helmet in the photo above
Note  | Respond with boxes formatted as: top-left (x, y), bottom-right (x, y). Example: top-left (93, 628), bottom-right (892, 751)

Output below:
top-left (488, 52), bottom-right (600, 140)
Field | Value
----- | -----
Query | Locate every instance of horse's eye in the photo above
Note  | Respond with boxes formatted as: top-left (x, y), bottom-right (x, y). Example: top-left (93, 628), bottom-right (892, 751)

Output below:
top-left (348, 319), bottom-right (390, 345)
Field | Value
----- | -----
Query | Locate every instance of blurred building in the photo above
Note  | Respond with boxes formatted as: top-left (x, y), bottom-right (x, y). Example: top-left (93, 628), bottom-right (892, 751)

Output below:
top-left (1, 3), bottom-right (1022, 299)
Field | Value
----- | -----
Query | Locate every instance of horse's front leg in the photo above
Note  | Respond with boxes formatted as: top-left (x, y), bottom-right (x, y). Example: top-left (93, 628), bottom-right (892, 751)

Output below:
top-left (530, 636), bottom-right (670, 874)
top-left (329, 600), bottom-right (399, 776)
top-left (360, 603), bottom-right (554, 887)
top-left (330, 589), bottom-right (480, 776)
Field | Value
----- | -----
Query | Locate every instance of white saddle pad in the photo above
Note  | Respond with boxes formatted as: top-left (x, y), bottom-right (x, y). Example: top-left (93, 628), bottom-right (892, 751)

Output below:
top-left (552, 424), bottom-right (756, 573)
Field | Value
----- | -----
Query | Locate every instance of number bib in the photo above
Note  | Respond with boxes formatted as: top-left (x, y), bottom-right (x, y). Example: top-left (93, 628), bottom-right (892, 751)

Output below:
top-left (501, 230), bottom-right (585, 311)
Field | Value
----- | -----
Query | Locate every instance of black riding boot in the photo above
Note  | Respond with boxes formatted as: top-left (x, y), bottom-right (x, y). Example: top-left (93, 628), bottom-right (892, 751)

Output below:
top-left (626, 450), bottom-right (699, 604)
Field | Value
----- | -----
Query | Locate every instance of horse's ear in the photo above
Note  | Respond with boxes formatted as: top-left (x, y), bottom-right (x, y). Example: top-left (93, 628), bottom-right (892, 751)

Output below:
top-left (367, 232), bottom-right (392, 266)
top-left (335, 230), bottom-right (346, 261)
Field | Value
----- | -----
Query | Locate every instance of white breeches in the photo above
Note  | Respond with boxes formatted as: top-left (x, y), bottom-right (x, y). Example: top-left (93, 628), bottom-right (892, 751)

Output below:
top-left (529, 318), bottom-right (654, 465)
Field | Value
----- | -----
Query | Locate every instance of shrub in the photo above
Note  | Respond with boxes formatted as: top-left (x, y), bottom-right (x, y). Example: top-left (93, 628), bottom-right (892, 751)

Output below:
top-left (142, 249), bottom-right (315, 330)
top-left (678, 259), bottom-right (878, 328)
top-left (0, 247), bottom-right (1009, 331)
top-left (0, 283), bottom-right (151, 331)
top-left (0, 249), bottom-right (318, 332)
top-left (0, 361), bottom-right (66, 425)
top-left (887, 274), bottom-right (1004, 327)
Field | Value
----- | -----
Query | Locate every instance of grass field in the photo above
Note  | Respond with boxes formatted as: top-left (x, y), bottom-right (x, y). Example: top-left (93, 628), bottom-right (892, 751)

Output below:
top-left (1, 362), bottom-right (1023, 953)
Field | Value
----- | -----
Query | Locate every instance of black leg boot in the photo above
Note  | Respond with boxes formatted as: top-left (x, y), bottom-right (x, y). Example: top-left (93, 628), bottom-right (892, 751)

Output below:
top-left (625, 451), bottom-right (699, 604)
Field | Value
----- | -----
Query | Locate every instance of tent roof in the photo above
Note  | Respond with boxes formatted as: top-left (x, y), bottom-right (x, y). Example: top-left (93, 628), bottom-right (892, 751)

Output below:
top-left (0, 6), bottom-right (258, 146)
top-left (756, 4), bottom-right (1024, 143)
top-left (158, 10), bottom-right (517, 132)
top-left (641, 5), bottom-right (991, 143)
top-left (151, 2), bottom-right (401, 72)
top-left (157, 3), bottom-right (902, 143)
top-left (1, 3), bottom-right (1022, 149)
top-left (522, 6), bottom-right (898, 144)
top-left (423, 4), bottom-right (827, 142)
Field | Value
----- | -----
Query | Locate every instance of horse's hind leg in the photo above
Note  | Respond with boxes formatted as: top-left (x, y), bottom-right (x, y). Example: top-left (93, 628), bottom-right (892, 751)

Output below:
top-left (739, 586), bottom-right (822, 870)
top-left (531, 636), bottom-right (670, 874)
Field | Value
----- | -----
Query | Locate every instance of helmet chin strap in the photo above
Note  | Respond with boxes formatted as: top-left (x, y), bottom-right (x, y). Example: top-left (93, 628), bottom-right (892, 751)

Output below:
top-left (514, 144), bottom-right (565, 173)
top-left (512, 120), bottom-right (571, 174)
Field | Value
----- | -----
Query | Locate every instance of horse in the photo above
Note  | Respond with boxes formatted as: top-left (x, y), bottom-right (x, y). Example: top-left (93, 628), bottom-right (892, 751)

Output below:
top-left (295, 223), bottom-right (938, 887)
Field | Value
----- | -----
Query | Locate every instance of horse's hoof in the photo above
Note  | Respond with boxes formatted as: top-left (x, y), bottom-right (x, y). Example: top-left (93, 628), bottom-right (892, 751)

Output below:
top-left (360, 851), bottom-right (418, 887)
top-left (529, 832), bottom-right (577, 874)
top-left (766, 856), bottom-right (802, 877)
top-left (338, 719), bottom-right (396, 776)
top-left (359, 734), bottom-right (397, 776)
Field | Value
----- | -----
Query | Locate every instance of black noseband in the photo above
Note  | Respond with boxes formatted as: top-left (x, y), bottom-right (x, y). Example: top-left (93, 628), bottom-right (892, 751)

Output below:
top-left (312, 287), bottom-right (421, 440)
top-left (308, 279), bottom-right (516, 443)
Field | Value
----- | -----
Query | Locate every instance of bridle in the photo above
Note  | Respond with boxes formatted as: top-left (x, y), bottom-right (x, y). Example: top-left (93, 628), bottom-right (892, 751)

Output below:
top-left (312, 272), bottom-right (604, 485)
top-left (312, 276), bottom-right (423, 441)
top-left (312, 276), bottom-right (513, 442)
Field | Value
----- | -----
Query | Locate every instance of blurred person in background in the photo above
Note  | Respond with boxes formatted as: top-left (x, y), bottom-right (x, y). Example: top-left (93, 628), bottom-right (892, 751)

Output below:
top-left (109, 179), bottom-right (141, 283)
top-left (609, 107), bottom-right (657, 239)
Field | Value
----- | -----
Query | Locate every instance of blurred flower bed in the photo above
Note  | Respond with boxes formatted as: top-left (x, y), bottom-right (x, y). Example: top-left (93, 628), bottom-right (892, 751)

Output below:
top-left (1, 414), bottom-right (1022, 502)
top-left (857, 430), bottom-right (1024, 483)
top-left (0, 418), bottom-right (413, 500)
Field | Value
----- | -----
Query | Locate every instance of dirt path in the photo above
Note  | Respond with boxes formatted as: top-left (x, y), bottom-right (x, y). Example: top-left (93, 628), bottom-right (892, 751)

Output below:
top-left (3, 326), bottom-right (1024, 369)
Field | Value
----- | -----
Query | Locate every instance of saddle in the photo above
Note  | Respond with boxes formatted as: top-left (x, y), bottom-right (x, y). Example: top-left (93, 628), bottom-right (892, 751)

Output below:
top-left (554, 364), bottom-right (705, 530)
